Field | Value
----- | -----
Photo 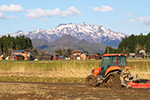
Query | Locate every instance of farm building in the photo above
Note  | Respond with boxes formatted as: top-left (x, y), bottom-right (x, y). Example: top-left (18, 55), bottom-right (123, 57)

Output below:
top-left (90, 53), bottom-right (102, 60)
top-left (42, 52), bottom-right (61, 60)
top-left (129, 53), bottom-right (135, 58)
top-left (10, 55), bottom-right (25, 61)
top-left (41, 53), bottom-right (53, 60)
top-left (10, 50), bottom-right (34, 61)
top-left (71, 50), bottom-right (82, 60)
top-left (135, 53), bottom-right (143, 59)
top-left (0, 54), bottom-right (3, 60)
top-left (80, 53), bottom-right (89, 60)
top-left (71, 50), bottom-right (102, 60)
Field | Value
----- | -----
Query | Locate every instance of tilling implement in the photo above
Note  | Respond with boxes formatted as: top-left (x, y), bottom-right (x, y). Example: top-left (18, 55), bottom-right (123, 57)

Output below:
top-left (85, 54), bottom-right (150, 88)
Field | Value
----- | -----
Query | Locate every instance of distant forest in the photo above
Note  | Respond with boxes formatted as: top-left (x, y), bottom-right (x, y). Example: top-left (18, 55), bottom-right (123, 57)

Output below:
top-left (0, 35), bottom-right (33, 56)
top-left (105, 33), bottom-right (150, 54)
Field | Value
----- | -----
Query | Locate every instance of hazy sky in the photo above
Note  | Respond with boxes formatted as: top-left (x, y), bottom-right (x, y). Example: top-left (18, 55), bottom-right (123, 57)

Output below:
top-left (0, 0), bottom-right (150, 35)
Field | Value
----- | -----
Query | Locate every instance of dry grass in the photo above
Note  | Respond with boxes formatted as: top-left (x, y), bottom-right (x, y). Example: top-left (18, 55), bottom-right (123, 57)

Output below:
top-left (128, 59), bottom-right (150, 79)
top-left (0, 59), bottom-right (150, 83)
top-left (0, 60), bottom-right (100, 78)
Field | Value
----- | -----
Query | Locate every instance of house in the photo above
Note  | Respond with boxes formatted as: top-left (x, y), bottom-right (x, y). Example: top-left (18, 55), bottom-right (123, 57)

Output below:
top-left (49, 52), bottom-right (60, 60)
top-left (80, 53), bottom-right (89, 60)
top-left (71, 50), bottom-right (82, 60)
top-left (129, 53), bottom-right (135, 59)
top-left (139, 50), bottom-right (146, 55)
top-left (90, 53), bottom-right (102, 60)
top-left (146, 52), bottom-right (150, 58)
top-left (10, 50), bottom-right (34, 61)
top-left (43, 52), bottom-right (60, 60)
top-left (0, 54), bottom-right (3, 60)
top-left (59, 56), bottom-right (63, 60)
top-left (41, 53), bottom-right (53, 60)
top-left (41, 52), bottom-right (63, 60)
top-left (135, 53), bottom-right (143, 59)
top-left (10, 55), bottom-right (25, 61)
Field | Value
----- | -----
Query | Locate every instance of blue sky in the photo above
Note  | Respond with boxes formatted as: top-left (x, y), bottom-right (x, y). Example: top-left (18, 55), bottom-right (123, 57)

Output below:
top-left (0, 0), bottom-right (150, 35)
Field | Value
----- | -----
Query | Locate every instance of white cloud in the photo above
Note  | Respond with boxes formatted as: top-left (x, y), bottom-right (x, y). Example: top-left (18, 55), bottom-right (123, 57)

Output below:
top-left (127, 16), bottom-right (150, 25)
top-left (139, 17), bottom-right (150, 25)
top-left (128, 13), bottom-right (134, 17)
top-left (0, 4), bottom-right (24, 12)
top-left (60, 6), bottom-right (81, 17)
top-left (26, 6), bottom-right (81, 19)
top-left (0, 12), bottom-right (5, 19)
top-left (127, 19), bottom-right (137, 23)
top-left (9, 15), bottom-right (18, 19)
top-left (43, 19), bottom-right (49, 22)
top-left (93, 5), bottom-right (114, 12)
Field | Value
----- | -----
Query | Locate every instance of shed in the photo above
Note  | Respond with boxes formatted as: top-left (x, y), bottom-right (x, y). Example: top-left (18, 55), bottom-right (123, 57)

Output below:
top-left (135, 53), bottom-right (143, 59)
top-left (15, 55), bottom-right (25, 61)
top-left (42, 53), bottom-right (53, 60)
top-left (80, 53), bottom-right (89, 60)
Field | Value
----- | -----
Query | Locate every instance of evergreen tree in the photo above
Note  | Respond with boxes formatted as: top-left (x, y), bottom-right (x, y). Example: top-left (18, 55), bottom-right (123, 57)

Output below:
top-left (0, 35), bottom-right (33, 56)
top-left (83, 50), bottom-right (89, 54)
top-left (66, 48), bottom-right (72, 57)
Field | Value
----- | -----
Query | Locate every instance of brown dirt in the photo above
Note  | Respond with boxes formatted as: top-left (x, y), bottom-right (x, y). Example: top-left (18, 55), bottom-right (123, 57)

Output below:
top-left (99, 73), bottom-right (122, 89)
top-left (0, 82), bottom-right (150, 100)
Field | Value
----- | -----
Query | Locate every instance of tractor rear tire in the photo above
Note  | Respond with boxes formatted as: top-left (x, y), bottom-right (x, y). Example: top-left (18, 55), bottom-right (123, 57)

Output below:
top-left (107, 73), bottom-right (122, 89)
top-left (85, 75), bottom-right (97, 87)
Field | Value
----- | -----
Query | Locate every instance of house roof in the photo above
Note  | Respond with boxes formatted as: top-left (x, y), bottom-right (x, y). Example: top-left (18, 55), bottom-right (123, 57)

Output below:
top-left (94, 53), bottom-right (101, 55)
top-left (44, 53), bottom-right (53, 56)
top-left (50, 52), bottom-right (59, 55)
top-left (59, 56), bottom-right (63, 58)
top-left (81, 53), bottom-right (88, 55)
top-left (12, 50), bottom-right (25, 53)
top-left (136, 53), bottom-right (143, 55)
top-left (72, 50), bottom-right (81, 53)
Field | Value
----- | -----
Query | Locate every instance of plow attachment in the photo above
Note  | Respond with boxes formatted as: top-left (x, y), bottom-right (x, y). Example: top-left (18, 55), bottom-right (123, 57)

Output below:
top-left (126, 79), bottom-right (150, 88)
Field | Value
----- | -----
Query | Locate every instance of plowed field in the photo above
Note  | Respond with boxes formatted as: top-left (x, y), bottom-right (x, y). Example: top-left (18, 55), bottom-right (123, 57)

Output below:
top-left (0, 82), bottom-right (150, 100)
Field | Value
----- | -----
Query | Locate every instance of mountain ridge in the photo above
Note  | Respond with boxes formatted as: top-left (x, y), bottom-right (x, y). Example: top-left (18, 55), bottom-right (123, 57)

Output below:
top-left (7, 22), bottom-right (126, 47)
top-left (32, 34), bottom-right (106, 53)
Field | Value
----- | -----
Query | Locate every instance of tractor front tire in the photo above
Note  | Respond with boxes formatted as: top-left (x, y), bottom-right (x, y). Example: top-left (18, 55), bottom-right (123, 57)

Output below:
top-left (85, 75), bottom-right (97, 87)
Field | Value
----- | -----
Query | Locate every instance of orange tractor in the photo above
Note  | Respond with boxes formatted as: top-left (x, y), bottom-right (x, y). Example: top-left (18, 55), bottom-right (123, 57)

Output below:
top-left (85, 54), bottom-right (150, 88)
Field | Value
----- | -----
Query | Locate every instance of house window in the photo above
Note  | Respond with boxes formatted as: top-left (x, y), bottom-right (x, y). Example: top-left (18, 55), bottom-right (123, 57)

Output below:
top-left (74, 53), bottom-right (77, 56)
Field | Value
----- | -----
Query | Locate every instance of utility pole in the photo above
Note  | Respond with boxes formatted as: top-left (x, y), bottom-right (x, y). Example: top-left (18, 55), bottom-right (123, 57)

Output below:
top-left (61, 44), bottom-right (64, 58)
top-left (107, 46), bottom-right (109, 54)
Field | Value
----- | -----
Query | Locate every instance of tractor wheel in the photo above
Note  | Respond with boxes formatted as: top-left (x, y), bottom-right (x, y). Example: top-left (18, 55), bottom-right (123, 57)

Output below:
top-left (107, 73), bottom-right (122, 89)
top-left (85, 75), bottom-right (97, 87)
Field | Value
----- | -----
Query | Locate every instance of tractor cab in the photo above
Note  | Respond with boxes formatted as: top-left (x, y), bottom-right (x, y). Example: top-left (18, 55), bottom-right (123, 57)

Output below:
top-left (101, 54), bottom-right (127, 77)
top-left (91, 54), bottom-right (130, 77)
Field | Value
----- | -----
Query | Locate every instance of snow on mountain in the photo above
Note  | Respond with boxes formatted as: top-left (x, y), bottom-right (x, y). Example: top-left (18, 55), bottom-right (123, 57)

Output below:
top-left (8, 23), bottom-right (126, 47)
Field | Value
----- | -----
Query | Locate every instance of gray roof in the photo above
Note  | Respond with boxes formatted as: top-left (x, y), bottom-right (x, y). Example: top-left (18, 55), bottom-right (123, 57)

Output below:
top-left (44, 53), bottom-right (53, 56)
top-left (12, 50), bottom-right (25, 53)
top-left (50, 52), bottom-right (59, 55)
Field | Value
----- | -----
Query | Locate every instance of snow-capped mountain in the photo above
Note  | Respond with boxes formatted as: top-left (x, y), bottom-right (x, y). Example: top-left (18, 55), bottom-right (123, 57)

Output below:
top-left (8, 23), bottom-right (126, 47)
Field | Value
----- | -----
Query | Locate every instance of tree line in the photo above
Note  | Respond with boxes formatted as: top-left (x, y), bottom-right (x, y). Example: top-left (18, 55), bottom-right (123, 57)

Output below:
top-left (104, 33), bottom-right (150, 55)
top-left (0, 35), bottom-right (33, 56)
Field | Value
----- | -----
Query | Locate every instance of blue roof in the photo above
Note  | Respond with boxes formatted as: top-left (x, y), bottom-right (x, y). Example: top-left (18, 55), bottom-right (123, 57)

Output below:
top-left (59, 56), bottom-right (63, 58)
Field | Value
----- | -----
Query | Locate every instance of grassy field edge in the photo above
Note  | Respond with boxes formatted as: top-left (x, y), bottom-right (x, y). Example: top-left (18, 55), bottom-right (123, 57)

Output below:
top-left (0, 76), bottom-right (85, 84)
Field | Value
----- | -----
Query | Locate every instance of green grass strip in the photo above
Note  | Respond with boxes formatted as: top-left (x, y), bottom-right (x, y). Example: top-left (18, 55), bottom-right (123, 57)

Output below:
top-left (0, 76), bottom-right (85, 84)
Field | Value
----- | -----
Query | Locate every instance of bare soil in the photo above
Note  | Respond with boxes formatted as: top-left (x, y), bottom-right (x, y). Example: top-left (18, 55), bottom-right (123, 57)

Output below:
top-left (0, 82), bottom-right (150, 100)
